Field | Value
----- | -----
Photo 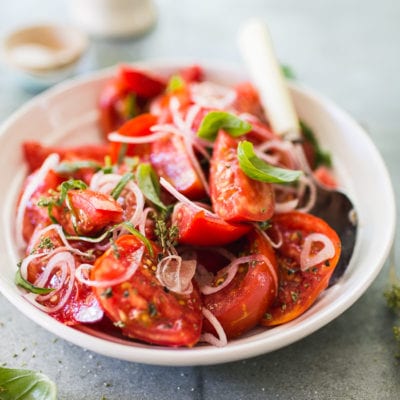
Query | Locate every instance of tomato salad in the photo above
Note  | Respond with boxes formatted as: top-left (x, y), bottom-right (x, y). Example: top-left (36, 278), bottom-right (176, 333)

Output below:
top-left (15, 65), bottom-right (341, 347)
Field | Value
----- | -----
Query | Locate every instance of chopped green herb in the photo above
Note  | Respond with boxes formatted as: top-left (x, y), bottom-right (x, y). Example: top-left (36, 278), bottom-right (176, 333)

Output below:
top-left (117, 143), bottom-right (128, 165)
top-left (148, 302), bottom-right (157, 317)
top-left (237, 140), bottom-right (302, 183)
top-left (167, 74), bottom-right (185, 92)
top-left (197, 111), bottom-right (252, 141)
top-left (101, 288), bottom-right (113, 298)
top-left (154, 210), bottom-right (179, 254)
top-left (110, 172), bottom-right (134, 200)
top-left (300, 121), bottom-right (332, 168)
top-left (38, 236), bottom-right (55, 251)
top-left (258, 220), bottom-right (271, 231)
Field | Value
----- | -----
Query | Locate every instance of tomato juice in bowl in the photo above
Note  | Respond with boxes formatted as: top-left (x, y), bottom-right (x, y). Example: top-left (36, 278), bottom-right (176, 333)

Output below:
top-left (0, 61), bottom-right (395, 365)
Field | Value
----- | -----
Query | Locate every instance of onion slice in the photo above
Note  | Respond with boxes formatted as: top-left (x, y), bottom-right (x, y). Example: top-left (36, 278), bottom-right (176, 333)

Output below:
top-left (200, 308), bottom-right (228, 347)
top-left (300, 233), bottom-right (335, 271)
top-left (156, 255), bottom-right (196, 294)
top-left (16, 153), bottom-right (60, 249)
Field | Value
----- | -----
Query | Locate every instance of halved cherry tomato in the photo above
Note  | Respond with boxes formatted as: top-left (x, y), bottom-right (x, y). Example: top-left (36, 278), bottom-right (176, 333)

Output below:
top-left (209, 130), bottom-right (275, 222)
top-left (99, 66), bottom-right (166, 135)
top-left (261, 211), bottom-right (341, 326)
top-left (150, 135), bottom-right (206, 200)
top-left (172, 202), bottom-right (251, 246)
top-left (202, 229), bottom-right (278, 339)
top-left (91, 235), bottom-right (203, 347)
top-left (53, 189), bottom-right (123, 236)
top-left (109, 113), bottom-right (158, 163)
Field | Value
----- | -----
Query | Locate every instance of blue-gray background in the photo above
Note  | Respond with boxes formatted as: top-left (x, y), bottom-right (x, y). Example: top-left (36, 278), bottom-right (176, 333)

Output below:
top-left (0, 1), bottom-right (399, 398)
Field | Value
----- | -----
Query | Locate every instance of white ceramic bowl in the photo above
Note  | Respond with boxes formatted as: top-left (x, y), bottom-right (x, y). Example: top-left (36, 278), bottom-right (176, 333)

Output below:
top-left (0, 61), bottom-right (395, 366)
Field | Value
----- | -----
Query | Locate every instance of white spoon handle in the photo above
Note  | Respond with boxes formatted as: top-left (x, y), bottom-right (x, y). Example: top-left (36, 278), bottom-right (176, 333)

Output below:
top-left (238, 18), bottom-right (300, 140)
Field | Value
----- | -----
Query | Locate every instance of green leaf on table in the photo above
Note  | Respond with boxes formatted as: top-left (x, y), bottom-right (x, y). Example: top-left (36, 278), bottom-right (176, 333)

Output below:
top-left (197, 111), bottom-right (252, 141)
top-left (0, 367), bottom-right (57, 400)
top-left (237, 140), bottom-right (302, 183)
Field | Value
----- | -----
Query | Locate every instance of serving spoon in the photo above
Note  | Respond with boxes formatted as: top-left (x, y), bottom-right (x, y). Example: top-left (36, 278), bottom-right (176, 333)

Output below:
top-left (238, 19), bottom-right (357, 283)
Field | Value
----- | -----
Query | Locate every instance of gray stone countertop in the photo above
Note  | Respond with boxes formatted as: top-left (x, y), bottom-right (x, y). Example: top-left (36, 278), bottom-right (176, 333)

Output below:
top-left (1, 0), bottom-right (400, 399)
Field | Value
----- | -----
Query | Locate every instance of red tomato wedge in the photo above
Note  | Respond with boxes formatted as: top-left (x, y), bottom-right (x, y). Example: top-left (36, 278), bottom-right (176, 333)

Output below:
top-left (202, 229), bottom-right (278, 339)
top-left (23, 141), bottom-right (110, 173)
top-left (20, 169), bottom-right (63, 244)
top-left (109, 113), bottom-right (158, 163)
top-left (53, 189), bottom-right (123, 236)
top-left (150, 135), bottom-right (206, 200)
top-left (172, 202), bottom-right (251, 246)
top-left (209, 130), bottom-right (275, 222)
top-left (117, 66), bottom-right (166, 98)
top-left (98, 80), bottom-right (126, 135)
top-left (261, 211), bottom-right (341, 326)
top-left (91, 235), bottom-right (203, 347)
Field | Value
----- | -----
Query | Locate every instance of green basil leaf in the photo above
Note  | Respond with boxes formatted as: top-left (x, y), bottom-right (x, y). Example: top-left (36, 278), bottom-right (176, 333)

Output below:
top-left (110, 172), bottom-right (134, 200)
top-left (15, 270), bottom-right (54, 295)
top-left (136, 163), bottom-right (167, 210)
top-left (0, 367), bottom-right (57, 400)
top-left (197, 111), bottom-right (252, 141)
top-left (237, 140), bottom-right (302, 183)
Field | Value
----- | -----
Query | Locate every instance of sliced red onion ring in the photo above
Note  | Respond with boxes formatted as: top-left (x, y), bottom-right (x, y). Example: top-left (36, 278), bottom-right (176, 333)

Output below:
top-left (190, 82), bottom-right (236, 110)
top-left (108, 131), bottom-right (168, 144)
top-left (16, 153), bottom-right (60, 249)
top-left (156, 255), bottom-right (196, 294)
top-left (160, 179), bottom-right (216, 217)
top-left (200, 308), bottom-right (228, 347)
top-left (24, 251), bottom-right (76, 314)
top-left (199, 254), bottom-right (277, 295)
top-left (300, 233), bottom-right (335, 271)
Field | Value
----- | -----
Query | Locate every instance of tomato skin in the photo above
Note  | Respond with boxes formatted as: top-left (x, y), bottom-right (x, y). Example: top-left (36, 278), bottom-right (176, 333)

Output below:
top-left (233, 82), bottom-right (265, 121)
top-left (53, 189), bottom-right (123, 236)
top-left (117, 66), bottom-right (166, 98)
top-left (20, 169), bottom-right (64, 244)
top-left (261, 211), bottom-right (341, 326)
top-left (150, 135), bottom-right (206, 200)
top-left (313, 166), bottom-right (338, 189)
top-left (209, 130), bottom-right (275, 222)
top-left (179, 65), bottom-right (204, 83)
top-left (172, 202), bottom-right (251, 246)
top-left (23, 141), bottom-right (110, 174)
top-left (91, 235), bottom-right (203, 347)
top-left (109, 113), bottom-right (158, 163)
top-left (202, 229), bottom-right (278, 339)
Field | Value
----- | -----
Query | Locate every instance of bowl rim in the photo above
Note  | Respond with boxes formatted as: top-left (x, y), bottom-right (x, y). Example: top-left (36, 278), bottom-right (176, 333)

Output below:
top-left (0, 60), bottom-right (396, 366)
